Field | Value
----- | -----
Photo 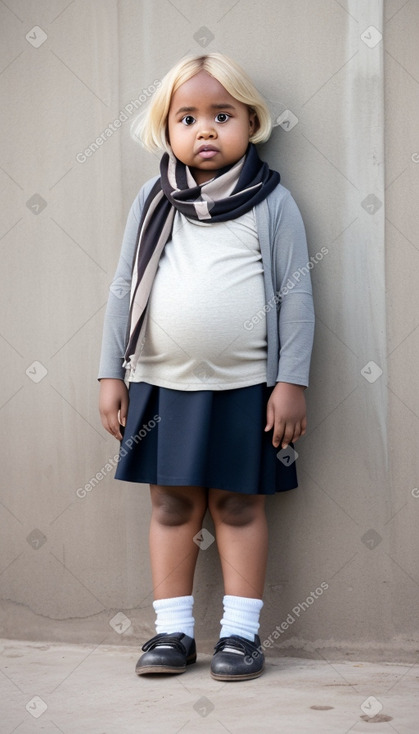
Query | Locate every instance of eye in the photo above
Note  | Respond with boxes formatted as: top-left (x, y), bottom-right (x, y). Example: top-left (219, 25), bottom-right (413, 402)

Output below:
top-left (215, 112), bottom-right (230, 123)
top-left (181, 115), bottom-right (195, 126)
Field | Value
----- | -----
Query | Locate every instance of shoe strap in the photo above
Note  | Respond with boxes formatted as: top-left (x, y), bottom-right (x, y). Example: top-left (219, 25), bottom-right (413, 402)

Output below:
top-left (214, 636), bottom-right (249, 655)
top-left (214, 635), bottom-right (259, 655)
top-left (142, 633), bottom-right (187, 653)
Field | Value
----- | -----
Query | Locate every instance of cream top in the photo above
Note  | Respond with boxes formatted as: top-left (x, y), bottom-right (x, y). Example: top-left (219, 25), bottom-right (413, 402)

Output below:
top-left (129, 207), bottom-right (268, 390)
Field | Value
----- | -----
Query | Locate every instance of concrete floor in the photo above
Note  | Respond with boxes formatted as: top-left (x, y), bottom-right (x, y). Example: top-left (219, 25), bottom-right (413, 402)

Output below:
top-left (1, 639), bottom-right (418, 733)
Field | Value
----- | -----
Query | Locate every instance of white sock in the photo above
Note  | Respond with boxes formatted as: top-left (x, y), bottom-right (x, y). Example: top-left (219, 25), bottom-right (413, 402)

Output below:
top-left (220, 595), bottom-right (263, 643)
top-left (153, 595), bottom-right (195, 640)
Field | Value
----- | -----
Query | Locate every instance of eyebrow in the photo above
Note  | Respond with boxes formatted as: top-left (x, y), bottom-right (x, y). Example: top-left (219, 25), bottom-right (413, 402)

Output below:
top-left (174, 103), bottom-right (236, 115)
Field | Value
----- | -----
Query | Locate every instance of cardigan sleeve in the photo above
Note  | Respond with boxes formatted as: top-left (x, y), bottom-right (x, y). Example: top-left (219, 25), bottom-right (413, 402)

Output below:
top-left (97, 177), bottom-right (158, 380)
top-left (273, 191), bottom-right (315, 387)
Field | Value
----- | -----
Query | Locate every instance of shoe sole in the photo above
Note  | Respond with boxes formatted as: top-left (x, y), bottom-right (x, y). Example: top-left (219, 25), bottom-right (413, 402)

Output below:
top-left (136, 665), bottom-right (186, 675)
top-left (136, 656), bottom-right (196, 675)
top-left (210, 665), bottom-right (264, 681)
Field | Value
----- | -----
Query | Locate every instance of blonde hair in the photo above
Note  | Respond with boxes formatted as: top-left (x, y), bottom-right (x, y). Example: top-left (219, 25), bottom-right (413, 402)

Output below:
top-left (131, 53), bottom-right (273, 153)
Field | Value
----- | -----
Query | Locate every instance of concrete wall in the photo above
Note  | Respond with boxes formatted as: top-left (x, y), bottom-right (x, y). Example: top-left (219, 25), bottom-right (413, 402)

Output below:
top-left (1, 0), bottom-right (418, 662)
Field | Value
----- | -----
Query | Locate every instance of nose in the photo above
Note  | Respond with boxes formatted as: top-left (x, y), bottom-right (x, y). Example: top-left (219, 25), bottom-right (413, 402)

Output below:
top-left (197, 125), bottom-right (216, 140)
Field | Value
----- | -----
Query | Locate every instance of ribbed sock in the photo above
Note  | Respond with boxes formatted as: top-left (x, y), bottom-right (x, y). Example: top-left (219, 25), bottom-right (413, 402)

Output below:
top-left (220, 594), bottom-right (263, 642)
top-left (153, 595), bottom-right (195, 639)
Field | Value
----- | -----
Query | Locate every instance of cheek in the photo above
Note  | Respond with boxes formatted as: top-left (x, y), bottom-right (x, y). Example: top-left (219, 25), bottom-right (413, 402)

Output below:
top-left (167, 122), bottom-right (184, 144)
top-left (166, 118), bottom-right (177, 142)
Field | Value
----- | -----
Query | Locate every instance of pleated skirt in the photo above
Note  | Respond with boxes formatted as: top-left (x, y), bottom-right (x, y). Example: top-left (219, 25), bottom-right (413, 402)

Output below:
top-left (114, 381), bottom-right (298, 495)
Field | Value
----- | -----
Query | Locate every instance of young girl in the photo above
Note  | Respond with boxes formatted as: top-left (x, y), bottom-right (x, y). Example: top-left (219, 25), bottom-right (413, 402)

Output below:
top-left (98, 53), bottom-right (314, 681)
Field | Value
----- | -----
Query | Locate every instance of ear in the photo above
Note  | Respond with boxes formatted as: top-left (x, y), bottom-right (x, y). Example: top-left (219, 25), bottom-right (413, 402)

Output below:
top-left (248, 108), bottom-right (259, 137)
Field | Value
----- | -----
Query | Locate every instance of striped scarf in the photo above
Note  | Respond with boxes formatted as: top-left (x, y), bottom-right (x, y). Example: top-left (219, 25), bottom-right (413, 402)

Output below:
top-left (123, 143), bottom-right (280, 369)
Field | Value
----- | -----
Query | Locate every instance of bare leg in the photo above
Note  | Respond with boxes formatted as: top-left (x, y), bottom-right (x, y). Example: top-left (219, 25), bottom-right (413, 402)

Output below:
top-left (149, 484), bottom-right (208, 600)
top-left (208, 489), bottom-right (268, 599)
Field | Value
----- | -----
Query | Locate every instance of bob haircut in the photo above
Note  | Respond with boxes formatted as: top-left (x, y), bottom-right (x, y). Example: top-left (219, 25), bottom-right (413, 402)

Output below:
top-left (131, 52), bottom-right (273, 154)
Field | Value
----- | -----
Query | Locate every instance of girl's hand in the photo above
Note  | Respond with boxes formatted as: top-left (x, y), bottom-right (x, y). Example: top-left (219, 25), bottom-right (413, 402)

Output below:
top-left (265, 382), bottom-right (307, 449)
top-left (99, 378), bottom-right (129, 440)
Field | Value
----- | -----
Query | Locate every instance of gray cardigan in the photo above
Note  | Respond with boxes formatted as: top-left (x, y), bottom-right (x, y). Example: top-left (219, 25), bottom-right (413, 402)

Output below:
top-left (98, 176), bottom-right (315, 387)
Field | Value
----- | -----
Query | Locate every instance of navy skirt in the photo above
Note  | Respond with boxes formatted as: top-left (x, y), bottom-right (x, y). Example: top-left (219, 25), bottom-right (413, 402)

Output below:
top-left (114, 381), bottom-right (298, 495)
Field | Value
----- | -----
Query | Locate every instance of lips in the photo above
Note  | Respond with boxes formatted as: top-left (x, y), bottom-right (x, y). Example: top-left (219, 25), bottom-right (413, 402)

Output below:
top-left (197, 145), bottom-right (219, 159)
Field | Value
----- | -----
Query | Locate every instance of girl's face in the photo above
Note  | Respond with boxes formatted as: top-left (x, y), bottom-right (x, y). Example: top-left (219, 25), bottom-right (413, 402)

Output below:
top-left (167, 70), bottom-right (256, 185)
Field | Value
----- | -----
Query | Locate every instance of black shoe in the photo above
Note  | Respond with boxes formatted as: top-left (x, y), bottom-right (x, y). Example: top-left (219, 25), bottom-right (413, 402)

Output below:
top-left (135, 632), bottom-right (197, 675)
top-left (210, 634), bottom-right (264, 681)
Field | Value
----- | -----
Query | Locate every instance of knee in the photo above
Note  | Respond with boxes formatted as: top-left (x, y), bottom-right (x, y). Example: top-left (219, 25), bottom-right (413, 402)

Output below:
top-left (151, 490), bottom-right (201, 527)
top-left (209, 493), bottom-right (264, 528)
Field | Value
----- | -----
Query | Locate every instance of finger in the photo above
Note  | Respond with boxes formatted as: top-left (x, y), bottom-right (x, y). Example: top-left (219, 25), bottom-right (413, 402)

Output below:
top-left (110, 419), bottom-right (124, 440)
top-left (281, 422), bottom-right (295, 449)
top-left (119, 394), bottom-right (129, 427)
top-left (292, 419), bottom-right (307, 444)
top-left (291, 421), bottom-right (302, 444)
top-left (100, 414), bottom-right (114, 437)
top-left (265, 401), bottom-right (275, 431)
top-left (272, 417), bottom-right (285, 448)
top-left (103, 412), bottom-right (123, 441)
